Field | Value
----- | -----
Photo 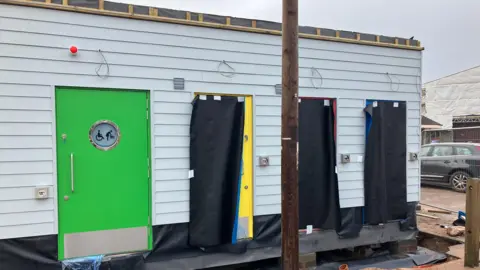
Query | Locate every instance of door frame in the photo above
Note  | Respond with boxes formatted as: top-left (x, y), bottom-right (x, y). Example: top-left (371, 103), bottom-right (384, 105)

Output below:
top-left (298, 97), bottom-right (338, 158)
top-left (52, 86), bottom-right (153, 248)
top-left (193, 92), bottom-right (254, 239)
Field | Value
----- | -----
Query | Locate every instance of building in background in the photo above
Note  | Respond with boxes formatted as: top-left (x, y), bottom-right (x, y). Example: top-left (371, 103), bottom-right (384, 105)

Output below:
top-left (423, 66), bottom-right (480, 128)
top-left (421, 116), bottom-right (442, 130)
top-left (422, 66), bottom-right (480, 144)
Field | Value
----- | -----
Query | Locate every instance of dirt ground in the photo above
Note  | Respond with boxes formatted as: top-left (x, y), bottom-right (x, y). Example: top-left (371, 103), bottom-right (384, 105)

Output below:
top-left (418, 186), bottom-right (466, 241)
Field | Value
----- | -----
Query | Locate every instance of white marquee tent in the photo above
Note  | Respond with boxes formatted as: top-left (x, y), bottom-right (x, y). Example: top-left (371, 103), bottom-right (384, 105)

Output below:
top-left (423, 65), bottom-right (480, 128)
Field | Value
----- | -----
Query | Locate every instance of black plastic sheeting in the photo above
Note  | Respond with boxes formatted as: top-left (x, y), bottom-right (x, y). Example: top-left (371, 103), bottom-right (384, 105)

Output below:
top-left (337, 207), bottom-right (363, 238)
top-left (400, 202), bottom-right (419, 231)
top-left (364, 101), bottom-right (408, 225)
top-left (298, 99), bottom-right (340, 231)
top-left (313, 247), bottom-right (446, 270)
top-left (189, 95), bottom-right (245, 248)
top-left (0, 235), bottom-right (60, 270)
top-left (253, 214), bottom-right (281, 245)
top-left (259, 247), bottom-right (446, 270)
top-left (1, 217), bottom-right (418, 270)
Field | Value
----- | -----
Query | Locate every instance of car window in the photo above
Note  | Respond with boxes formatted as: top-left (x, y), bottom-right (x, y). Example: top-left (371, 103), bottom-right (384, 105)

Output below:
top-left (420, 146), bottom-right (431, 157)
top-left (455, 146), bottom-right (473, 156)
top-left (431, 146), bottom-right (453, 157)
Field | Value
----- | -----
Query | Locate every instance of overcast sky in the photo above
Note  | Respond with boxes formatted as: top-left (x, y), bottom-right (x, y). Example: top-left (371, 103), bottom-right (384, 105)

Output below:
top-left (114, 0), bottom-right (479, 83)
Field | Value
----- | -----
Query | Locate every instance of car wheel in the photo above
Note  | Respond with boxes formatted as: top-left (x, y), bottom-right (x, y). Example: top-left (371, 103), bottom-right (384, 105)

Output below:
top-left (450, 171), bottom-right (470, 192)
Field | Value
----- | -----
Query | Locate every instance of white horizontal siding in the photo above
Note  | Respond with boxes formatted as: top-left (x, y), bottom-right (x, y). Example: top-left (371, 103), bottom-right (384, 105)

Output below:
top-left (254, 96), bottom-right (420, 213)
top-left (0, 198), bottom-right (55, 214)
top-left (0, 161), bottom-right (53, 174)
top-left (0, 110), bottom-right (52, 123)
top-left (336, 98), bottom-right (421, 207)
top-left (0, 82), bottom-right (55, 239)
top-left (0, 57), bottom-right (421, 93)
top-left (407, 102), bottom-right (421, 202)
top-left (254, 95), bottom-right (279, 215)
top-left (0, 211), bottom-right (54, 227)
top-left (0, 149), bottom-right (53, 162)
top-left (336, 98), bottom-right (365, 208)
top-left (0, 3), bottom-right (422, 238)
top-left (153, 91), bottom-right (192, 224)
top-left (0, 136), bottom-right (53, 149)
top-left (0, 174), bottom-right (53, 187)
top-left (0, 223), bottom-right (54, 239)
top-left (0, 186), bottom-right (54, 201)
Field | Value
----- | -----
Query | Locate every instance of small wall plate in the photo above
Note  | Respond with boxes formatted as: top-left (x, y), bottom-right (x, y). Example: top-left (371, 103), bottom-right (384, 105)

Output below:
top-left (340, 154), bottom-right (351, 163)
top-left (259, 156), bottom-right (270, 167)
top-left (409, 152), bottom-right (418, 161)
top-left (35, 187), bottom-right (48, 200)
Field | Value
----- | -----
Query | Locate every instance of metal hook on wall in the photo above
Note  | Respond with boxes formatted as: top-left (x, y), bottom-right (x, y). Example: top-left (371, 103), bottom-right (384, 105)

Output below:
top-left (95, 49), bottom-right (110, 79)
top-left (217, 60), bottom-right (236, 78)
top-left (310, 67), bottom-right (323, 89)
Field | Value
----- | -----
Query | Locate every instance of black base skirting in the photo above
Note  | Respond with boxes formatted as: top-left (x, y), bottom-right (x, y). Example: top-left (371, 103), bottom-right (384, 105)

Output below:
top-left (141, 221), bottom-right (417, 269)
top-left (1, 205), bottom-right (418, 270)
top-left (0, 234), bottom-right (60, 270)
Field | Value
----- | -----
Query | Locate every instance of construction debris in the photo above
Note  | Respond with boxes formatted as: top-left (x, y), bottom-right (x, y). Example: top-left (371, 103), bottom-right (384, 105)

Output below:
top-left (419, 203), bottom-right (456, 214)
top-left (427, 209), bottom-right (451, 214)
top-left (446, 226), bottom-right (465, 237)
top-left (417, 213), bottom-right (439, 219)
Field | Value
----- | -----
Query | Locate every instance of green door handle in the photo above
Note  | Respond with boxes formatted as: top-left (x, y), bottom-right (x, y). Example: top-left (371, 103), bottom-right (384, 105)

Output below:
top-left (70, 153), bottom-right (75, 193)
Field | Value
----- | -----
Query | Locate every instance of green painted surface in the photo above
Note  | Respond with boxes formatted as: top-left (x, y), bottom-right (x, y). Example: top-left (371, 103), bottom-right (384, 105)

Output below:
top-left (56, 88), bottom-right (151, 260)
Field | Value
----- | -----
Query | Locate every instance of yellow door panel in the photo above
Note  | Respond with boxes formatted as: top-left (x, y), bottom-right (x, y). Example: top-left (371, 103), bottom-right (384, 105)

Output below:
top-left (194, 93), bottom-right (253, 239)
top-left (239, 96), bottom-right (253, 238)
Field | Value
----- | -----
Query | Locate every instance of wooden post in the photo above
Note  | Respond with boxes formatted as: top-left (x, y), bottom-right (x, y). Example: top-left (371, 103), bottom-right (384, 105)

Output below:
top-left (281, 0), bottom-right (299, 269)
top-left (465, 178), bottom-right (480, 267)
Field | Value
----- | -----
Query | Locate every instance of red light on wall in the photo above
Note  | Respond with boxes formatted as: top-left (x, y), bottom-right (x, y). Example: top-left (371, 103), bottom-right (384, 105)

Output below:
top-left (70, 46), bottom-right (78, 55)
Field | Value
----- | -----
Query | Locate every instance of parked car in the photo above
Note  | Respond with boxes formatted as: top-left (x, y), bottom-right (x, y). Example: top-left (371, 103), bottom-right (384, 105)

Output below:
top-left (420, 143), bottom-right (480, 192)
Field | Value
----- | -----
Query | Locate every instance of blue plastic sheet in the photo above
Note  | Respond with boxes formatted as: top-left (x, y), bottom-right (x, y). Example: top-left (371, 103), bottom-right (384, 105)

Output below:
top-left (62, 255), bottom-right (103, 270)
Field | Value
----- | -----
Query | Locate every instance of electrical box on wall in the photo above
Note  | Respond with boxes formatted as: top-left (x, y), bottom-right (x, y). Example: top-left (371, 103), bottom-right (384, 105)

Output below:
top-left (258, 156), bottom-right (269, 167)
top-left (34, 187), bottom-right (49, 200)
top-left (340, 154), bottom-right (351, 163)
top-left (409, 152), bottom-right (418, 161)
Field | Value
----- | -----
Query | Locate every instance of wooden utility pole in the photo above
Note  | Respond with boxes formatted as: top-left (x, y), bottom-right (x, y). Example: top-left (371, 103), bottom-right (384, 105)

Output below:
top-left (281, 0), bottom-right (299, 268)
top-left (465, 178), bottom-right (480, 267)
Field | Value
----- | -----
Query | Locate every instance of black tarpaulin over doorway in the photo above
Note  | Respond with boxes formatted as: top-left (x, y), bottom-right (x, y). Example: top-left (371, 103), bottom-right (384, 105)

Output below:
top-left (364, 101), bottom-right (407, 224)
top-left (298, 98), bottom-right (341, 230)
top-left (189, 95), bottom-right (245, 248)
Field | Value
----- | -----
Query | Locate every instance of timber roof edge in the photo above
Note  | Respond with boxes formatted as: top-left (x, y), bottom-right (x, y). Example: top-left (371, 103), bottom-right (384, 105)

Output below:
top-left (0, 0), bottom-right (424, 51)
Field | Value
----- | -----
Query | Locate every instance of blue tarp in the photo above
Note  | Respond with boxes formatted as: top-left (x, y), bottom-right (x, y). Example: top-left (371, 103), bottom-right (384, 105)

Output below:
top-left (62, 255), bottom-right (103, 270)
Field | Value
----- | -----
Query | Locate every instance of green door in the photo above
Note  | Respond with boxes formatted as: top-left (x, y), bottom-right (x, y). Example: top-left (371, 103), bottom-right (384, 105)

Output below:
top-left (56, 88), bottom-right (151, 260)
